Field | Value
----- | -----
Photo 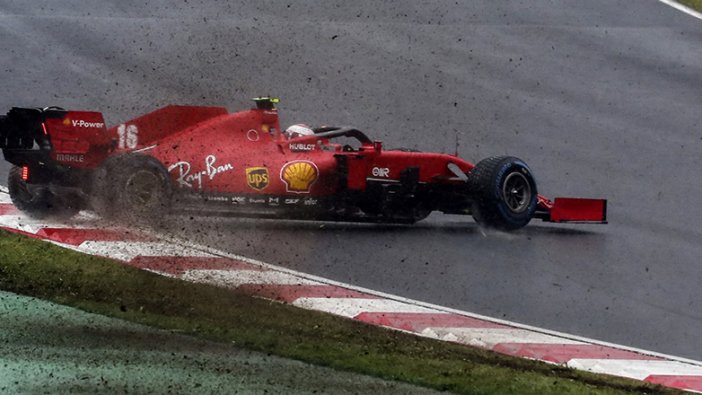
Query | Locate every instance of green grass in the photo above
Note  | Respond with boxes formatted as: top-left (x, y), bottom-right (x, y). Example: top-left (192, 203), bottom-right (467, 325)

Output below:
top-left (677, 0), bottom-right (702, 12)
top-left (0, 229), bottom-right (680, 394)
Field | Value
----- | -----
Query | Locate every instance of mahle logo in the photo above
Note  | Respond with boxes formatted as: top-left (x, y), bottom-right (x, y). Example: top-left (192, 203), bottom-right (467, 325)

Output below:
top-left (246, 167), bottom-right (269, 191)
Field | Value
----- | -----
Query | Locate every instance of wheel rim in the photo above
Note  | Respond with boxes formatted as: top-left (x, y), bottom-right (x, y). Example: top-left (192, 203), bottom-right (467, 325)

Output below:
top-left (125, 170), bottom-right (161, 207)
top-left (15, 178), bottom-right (43, 203)
top-left (501, 171), bottom-right (531, 214)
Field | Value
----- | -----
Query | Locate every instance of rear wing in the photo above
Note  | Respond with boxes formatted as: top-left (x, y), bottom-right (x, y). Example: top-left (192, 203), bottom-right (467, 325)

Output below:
top-left (0, 107), bottom-right (63, 150)
top-left (0, 107), bottom-right (110, 167)
top-left (1, 105), bottom-right (230, 168)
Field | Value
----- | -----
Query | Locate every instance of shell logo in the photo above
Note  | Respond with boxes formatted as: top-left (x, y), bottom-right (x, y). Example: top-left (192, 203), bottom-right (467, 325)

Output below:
top-left (280, 161), bottom-right (319, 193)
top-left (62, 118), bottom-right (71, 126)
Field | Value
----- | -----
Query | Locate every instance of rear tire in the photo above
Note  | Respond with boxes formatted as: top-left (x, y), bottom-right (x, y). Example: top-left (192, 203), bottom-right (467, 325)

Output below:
top-left (7, 165), bottom-right (80, 219)
top-left (468, 156), bottom-right (537, 231)
top-left (92, 154), bottom-right (171, 224)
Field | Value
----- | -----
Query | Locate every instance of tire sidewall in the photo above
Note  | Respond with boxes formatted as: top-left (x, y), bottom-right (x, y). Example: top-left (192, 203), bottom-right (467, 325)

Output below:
top-left (491, 159), bottom-right (537, 229)
top-left (103, 154), bottom-right (171, 222)
top-left (470, 156), bottom-right (537, 230)
top-left (7, 165), bottom-right (79, 219)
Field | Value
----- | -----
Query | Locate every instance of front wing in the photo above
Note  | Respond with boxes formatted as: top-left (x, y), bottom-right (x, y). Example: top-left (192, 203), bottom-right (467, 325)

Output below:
top-left (535, 196), bottom-right (608, 224)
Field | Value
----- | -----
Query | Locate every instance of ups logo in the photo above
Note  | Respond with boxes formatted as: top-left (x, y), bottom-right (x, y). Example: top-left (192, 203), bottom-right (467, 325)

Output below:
top-left (246, 167), bottom-right (269, 191)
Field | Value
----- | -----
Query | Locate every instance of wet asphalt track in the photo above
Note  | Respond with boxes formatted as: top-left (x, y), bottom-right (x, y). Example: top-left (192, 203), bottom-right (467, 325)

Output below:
top-left (1, 1), bottom-right (701, 360)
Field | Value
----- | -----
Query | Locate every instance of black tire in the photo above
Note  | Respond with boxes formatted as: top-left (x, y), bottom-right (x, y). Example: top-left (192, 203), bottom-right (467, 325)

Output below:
top-left (468, 156), bottom-right (537, 231)
top-left (7, 165), bottom-right (80, 219)
top-left (90, 157), bottom-right (118, 220)
top-left (94, 154), bottom-right (171, 224)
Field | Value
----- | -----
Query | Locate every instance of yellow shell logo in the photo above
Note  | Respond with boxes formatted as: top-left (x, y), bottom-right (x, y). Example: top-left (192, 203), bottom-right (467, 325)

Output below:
top-left (63, 118), bottom-right (71, 126)
top-left (280, 161), bottom-right (318, 193)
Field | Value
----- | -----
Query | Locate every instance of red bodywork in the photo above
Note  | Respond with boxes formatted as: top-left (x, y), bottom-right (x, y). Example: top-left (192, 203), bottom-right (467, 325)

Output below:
top-left (2, 101), bottom-right (607, 226)
top-left (106, 105), bottom-right (476, 199)
top-left (44, 111), bottom-right (110, 168)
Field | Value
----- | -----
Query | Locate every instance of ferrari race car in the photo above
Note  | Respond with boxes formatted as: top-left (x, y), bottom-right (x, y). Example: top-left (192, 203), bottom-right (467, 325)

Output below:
top-left (0, 98), bottom-right (606, 231)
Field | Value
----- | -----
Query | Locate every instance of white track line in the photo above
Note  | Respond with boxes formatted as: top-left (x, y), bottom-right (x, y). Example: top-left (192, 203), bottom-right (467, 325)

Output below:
top-left (0, 215), bottom-right (100, 234)
top-left (181, 269), bottom-right (321, 288)
top-left (421, 327), bottom-right (586, 348)
top-left (292, 298), bottom-right (442, 318)
top-left (568, 359), bottom-right (702, 380)
top-left (659, 0), bottom-right (702, 20)
top-left (77, 240), bottom-right (214, 261)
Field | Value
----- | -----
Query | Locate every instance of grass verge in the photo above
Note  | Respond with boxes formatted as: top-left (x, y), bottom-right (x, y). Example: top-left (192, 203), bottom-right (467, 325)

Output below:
top-left (677, 0), bottom-right (702, 12)
top-left (0, 229), bottom-right (680, 394)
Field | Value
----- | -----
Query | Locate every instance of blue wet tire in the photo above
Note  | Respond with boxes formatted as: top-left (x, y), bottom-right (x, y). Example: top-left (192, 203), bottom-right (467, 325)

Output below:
top-left (468, 156), bottom-right (537, 231)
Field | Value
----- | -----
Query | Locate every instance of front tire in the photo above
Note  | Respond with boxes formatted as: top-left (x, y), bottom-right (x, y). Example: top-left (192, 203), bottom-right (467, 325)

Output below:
top-left (7, 165), bottom-right (80, 219)
top-left (468, 156), bottom-right (537, 231)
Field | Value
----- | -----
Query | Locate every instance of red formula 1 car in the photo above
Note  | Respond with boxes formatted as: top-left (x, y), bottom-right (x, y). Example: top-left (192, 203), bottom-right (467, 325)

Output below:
top-left (0, 98), bottom-right (606, 230)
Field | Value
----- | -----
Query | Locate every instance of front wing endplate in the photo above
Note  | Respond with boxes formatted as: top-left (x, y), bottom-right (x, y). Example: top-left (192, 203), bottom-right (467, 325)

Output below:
top-left (548, 197), bottom-right (607, 223)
